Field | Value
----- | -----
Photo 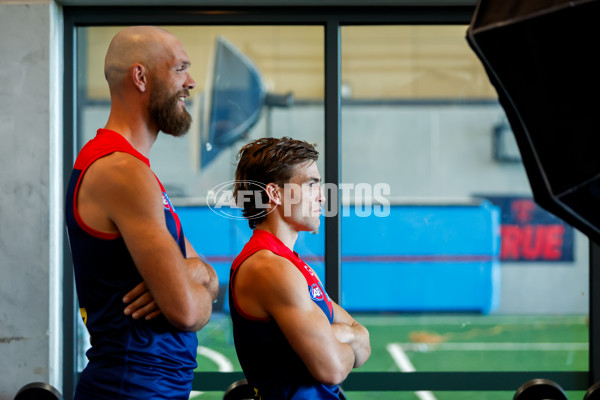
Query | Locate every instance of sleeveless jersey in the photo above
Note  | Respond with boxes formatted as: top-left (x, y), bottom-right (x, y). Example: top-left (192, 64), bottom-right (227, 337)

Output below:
top-left (65, 129), bottom-right (197, 399)
top-left (229, 229), bottom-right (340, 399)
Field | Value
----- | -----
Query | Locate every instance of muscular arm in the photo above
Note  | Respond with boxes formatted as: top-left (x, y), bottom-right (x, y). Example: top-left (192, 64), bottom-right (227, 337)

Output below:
top-left (79, 153), bottom-right (217, 331)
top-left (331, 302), bottom-right (371, 368)
top-left (122, 238), bottom-right (218, 321)
top-left (234, 251), bottom-right (356, 385)
top-left (184, 237), bottom-right (219, 302)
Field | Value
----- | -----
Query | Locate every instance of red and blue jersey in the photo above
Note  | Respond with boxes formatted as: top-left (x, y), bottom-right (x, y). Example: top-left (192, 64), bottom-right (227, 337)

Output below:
top-left (65, 129), bottom-right (197, 399)
top-left (229, 229), bottom-right (340, 399)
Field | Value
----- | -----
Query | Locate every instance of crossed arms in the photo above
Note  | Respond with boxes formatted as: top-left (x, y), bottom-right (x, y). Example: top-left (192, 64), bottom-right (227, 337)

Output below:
top-left (233, 250), bottom-right (371, 385)
top-left (77, 151), bottom-right (219, 331)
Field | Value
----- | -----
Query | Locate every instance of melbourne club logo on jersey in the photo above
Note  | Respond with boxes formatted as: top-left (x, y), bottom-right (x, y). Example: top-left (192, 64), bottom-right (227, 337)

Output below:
top-left (309, 283), bottom-right (325, 301)
top-left (162, 192), bottom-right (175, 212)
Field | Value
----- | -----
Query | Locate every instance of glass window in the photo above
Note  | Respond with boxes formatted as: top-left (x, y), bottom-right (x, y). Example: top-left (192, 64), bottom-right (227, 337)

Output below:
top-left (76, 24), bottom-right (325, 378)
top-left (70, 18), bottom-right (591, 398)
top-left (340, 25), bottom-right (588, 374)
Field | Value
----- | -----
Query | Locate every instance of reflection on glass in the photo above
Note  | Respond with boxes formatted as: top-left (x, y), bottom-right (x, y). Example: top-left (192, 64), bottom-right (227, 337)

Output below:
top-left (202, 36), bottom-right (267, 168)
top-left (340, 25), bottom-right (588, 373)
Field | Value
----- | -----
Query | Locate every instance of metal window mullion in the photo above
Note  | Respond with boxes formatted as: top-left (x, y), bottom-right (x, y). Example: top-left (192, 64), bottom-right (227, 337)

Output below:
top-left (62, 15), bottom-right (78, 400)
top-left (324, 19), bottom-right (341, 303)
top-left (191, 371), bottom-right (589, 391)
top-left (590, 240), bottom-right (600, 385)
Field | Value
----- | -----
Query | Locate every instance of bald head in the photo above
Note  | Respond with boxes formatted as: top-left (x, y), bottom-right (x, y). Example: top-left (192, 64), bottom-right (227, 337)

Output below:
top-left (104, 26), bottom-right (178, 91)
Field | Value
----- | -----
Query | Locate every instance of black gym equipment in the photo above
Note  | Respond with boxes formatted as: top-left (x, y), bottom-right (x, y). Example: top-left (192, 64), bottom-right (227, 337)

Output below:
top-left (467, 0), bottom-right (600, 244)
top-left (585, 381), bottom-right (600, 400)
top-left (14, 382), bottom-right (63, 400)
top-left (221, 379), bottom-right (346, 400)
top-left (223, 379), bottom-right (255, 400)
top-left (513, 378), bottom-right (567, 400)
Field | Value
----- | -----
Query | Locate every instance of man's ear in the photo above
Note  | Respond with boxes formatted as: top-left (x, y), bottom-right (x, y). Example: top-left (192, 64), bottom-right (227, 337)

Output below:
top-left (131, 63), bottom-right (147, 93)
top-left (265, 183), bottom-right (281, 205)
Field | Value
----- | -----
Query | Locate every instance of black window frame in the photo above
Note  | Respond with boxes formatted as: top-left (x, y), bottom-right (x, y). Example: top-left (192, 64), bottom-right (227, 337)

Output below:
top-left (62, 5), bottom-right (596, 398)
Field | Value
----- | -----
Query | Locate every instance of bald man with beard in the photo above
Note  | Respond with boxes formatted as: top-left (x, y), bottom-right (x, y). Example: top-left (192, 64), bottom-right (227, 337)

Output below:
top-left (65, 26), bottom-right (218, 399)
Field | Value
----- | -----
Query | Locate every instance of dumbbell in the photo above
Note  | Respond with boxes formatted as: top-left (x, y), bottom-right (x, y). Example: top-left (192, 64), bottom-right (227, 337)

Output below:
top-left (14, 382), bottom-right (63, 400)
top-left (584, 381), bottom-right (600, 400)
top-left (513, 378), bottom-right (567, 400)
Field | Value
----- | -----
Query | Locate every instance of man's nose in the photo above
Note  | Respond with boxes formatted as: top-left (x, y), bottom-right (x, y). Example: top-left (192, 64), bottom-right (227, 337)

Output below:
top-left (185, 72), bottom-right (196, 90)
top-left (318, 185), bottom-right (325, 203)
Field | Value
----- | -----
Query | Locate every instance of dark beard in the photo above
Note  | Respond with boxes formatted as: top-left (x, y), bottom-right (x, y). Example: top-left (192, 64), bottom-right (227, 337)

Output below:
top-left (149, 83), bottom-right (192, 137)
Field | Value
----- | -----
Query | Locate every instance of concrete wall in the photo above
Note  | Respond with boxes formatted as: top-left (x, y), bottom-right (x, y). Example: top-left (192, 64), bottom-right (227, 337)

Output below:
top-left (0, 2), bottom-right (62, 399)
